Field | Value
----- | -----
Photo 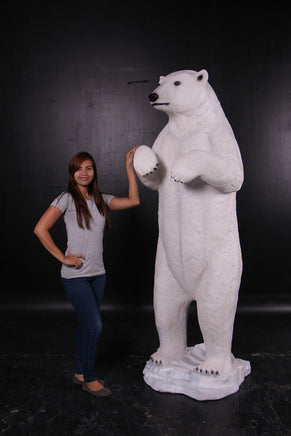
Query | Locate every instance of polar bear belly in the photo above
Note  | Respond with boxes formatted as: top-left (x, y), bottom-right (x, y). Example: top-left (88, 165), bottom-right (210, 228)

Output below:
top-left (158, 180), bottom-right (206, 291)
top-left (158, 181), bottom-right (239, 293)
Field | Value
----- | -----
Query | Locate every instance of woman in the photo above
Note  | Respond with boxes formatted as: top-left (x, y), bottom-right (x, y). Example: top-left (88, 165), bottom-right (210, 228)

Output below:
top-left (34, 147), bottom-right (140, 397)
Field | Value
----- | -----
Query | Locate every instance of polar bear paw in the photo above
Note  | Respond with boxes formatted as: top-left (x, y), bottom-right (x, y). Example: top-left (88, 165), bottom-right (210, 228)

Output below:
top-left (150, 354), bottom-right (166, 366)
top-left (150, 350), bottom-right (175, 366)
top-left (170, 158), bottom-right (197, 184)
top-left (133, 145), bottom-right (159, 177)
top-left (194, 357), bottom-right (232, 377)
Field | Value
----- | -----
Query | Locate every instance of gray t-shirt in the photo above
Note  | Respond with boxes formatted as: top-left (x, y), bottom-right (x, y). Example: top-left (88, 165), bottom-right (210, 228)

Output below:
top-left (51, 192), bottom-right (114, 279)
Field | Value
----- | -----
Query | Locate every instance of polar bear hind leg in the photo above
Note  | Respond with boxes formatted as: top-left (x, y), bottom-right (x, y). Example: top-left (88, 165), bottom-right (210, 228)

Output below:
top-left (194, 271), bottom-right (240, 377)
top-left (151, 291), bottom-right (191, 366)
top-left (151, 240), bottom-right (191, 366)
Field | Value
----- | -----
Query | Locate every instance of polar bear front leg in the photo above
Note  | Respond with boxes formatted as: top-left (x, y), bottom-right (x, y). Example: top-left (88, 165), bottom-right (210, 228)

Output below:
top-left (133, 145), bottom-right (162, 190)
top-left (170, 150), bottom-right (243, 193)
top-left (151, 240), bottom-right (190, 366)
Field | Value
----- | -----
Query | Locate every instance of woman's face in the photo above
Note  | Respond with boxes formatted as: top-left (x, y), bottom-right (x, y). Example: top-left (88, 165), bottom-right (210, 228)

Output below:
top-left (74, 159), bottom-right (94, 189)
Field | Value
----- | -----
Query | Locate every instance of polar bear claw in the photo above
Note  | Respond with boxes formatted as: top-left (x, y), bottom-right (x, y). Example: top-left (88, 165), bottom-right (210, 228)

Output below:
top-left (150, 349), bottom-right (181, 366)
top-left (145, 163), bottom-right (159, 177)
top-left (150, 357), bottom-right (163, 366)
top-left (194, 367), bottom-right (220, 377)
top-left (194, 356), bottom-right (232, 377)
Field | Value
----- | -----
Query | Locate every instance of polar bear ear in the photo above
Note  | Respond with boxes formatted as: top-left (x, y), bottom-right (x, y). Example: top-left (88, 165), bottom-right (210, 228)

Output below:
top-left (197, 69), bottom-right (209, 83)
top-left (159, 76), bottom-right (164, 84)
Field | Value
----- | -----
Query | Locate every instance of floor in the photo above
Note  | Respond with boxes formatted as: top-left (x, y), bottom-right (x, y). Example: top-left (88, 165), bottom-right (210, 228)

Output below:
top-left (0, 305), bottom-right (290, 436)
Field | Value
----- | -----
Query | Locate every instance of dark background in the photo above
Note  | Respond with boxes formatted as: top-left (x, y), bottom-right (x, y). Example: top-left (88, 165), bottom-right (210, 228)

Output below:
top-left (1, 1), bottom-right (290, 308)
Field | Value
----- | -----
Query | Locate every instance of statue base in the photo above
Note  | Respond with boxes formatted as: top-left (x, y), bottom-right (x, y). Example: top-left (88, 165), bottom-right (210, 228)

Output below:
top-left (143, 343), bottom-right (251, 401)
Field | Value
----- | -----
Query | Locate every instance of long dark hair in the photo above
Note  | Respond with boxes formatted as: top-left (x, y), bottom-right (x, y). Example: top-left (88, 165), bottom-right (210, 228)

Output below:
top-left (68, 151), bottom-right (110, 230)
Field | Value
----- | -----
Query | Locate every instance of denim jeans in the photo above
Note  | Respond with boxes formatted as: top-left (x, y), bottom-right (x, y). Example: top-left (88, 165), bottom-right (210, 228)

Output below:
top-left (61, 274), bottom-right (106, 382)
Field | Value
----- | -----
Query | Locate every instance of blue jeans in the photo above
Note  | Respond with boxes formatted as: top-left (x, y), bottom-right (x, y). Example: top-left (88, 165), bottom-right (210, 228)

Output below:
top-left (61, 274), bottom-right (106, 382)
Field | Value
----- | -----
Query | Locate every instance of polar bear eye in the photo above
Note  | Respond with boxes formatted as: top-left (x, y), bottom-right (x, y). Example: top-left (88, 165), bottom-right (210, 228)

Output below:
top-left (174, 81), bottom-right (181, 86)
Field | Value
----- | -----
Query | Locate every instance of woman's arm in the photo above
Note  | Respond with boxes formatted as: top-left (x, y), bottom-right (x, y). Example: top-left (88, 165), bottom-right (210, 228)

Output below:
top-left (34, 206), bottom-right (85, 268)
top-left (109, 146), bottom-right (141, 211)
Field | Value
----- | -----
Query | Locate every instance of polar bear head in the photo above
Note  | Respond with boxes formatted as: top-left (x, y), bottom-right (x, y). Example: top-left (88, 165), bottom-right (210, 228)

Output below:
top-left (149, 69), bottom-right (218, 116)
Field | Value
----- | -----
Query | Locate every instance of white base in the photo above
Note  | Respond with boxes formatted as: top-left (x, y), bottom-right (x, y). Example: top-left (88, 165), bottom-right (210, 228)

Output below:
top-left (143, 343), bottom-right (251, 401)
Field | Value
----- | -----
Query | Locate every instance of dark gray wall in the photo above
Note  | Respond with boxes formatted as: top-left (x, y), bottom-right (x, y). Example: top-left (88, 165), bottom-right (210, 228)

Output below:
top-left (1, 2), bottom-right (291, 305)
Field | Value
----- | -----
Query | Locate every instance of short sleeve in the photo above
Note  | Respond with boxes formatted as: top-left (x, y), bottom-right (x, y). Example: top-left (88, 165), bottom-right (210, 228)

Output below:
top-left (50, 192), bottom-right (69, 213)
top-left (102, 193), bottom-right (114, 206)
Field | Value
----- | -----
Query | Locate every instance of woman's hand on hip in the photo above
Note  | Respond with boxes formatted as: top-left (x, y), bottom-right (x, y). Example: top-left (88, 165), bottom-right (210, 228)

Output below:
top-left (63, 250), bottom-right (86, 268)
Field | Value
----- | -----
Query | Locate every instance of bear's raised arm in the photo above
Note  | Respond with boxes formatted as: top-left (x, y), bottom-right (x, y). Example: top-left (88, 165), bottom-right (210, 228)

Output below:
top-left (170, 128), bottom-right (244, 193)
top-left (133, 145), bottom-right (163, 191)
top-left (205, 126), bottom-right (244, 193)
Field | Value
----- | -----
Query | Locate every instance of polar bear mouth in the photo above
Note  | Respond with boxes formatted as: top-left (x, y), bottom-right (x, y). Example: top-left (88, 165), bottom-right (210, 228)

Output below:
top-left (152, 103), bottom-right (170, 106)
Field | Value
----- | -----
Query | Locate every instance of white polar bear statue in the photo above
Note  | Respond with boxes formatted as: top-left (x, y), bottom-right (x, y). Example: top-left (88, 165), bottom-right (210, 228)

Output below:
top-left (134, 69), bottom-right (251, 401)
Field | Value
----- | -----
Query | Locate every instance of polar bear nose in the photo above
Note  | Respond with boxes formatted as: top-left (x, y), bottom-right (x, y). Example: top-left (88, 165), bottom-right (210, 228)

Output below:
top-left (149, 92), bottom-right (159, 102)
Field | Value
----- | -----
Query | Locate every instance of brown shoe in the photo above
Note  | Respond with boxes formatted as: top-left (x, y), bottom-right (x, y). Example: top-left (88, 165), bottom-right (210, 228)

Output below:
top-left (82, 383), bottom-right (112, 397)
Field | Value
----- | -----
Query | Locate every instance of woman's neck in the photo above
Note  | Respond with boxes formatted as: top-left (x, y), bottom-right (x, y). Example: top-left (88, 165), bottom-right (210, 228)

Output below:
top-left (78, 185), bottom-right (91, 200)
